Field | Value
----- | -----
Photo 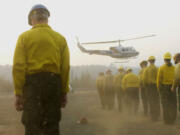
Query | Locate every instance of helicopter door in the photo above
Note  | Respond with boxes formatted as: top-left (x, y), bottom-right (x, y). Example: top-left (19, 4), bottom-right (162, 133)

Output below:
top-left (110, 47), bottom-right (119, 53)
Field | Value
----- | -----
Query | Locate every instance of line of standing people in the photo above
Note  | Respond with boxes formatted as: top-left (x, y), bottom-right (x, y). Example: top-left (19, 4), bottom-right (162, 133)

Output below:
top-left (96, 70), bottom-right (115, 110)
top-left (96, 52), bottom-right (180, 125)
top-left (141, 52), bottom-right (178, 124)
top-left (96, 67), bottom-right (140, 114)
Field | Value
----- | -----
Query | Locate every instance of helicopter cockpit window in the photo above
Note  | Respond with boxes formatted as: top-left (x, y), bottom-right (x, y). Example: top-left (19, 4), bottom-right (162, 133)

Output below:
top-left (131, 48), bottom-right (136, 51)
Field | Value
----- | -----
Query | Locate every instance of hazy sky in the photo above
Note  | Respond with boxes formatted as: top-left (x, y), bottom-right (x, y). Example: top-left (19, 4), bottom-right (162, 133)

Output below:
top-left (0, 0), bottom-right (180, 67)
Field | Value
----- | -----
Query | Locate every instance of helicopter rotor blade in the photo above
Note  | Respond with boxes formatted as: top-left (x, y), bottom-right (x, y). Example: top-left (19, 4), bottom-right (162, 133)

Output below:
top-left (80, 34), bottom-right (155, 45)
top-left (81, 40), bottom-right (120, 45)
top-left (121, 34), bottom-right (156, 42)
top-left (114, 61), bottom-right (129, 63)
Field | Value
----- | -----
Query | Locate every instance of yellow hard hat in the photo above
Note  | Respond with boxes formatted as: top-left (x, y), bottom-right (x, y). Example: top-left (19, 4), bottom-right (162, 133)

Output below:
top-left (163, 52), bottom-right (172, 59)
top-left (148, 56), bottom-right (155, 61)
top-left (118, 66), bottom-right (124, 71)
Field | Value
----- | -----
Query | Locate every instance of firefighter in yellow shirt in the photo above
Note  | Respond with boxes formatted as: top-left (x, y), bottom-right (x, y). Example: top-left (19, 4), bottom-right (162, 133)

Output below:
top-left (172, 53), bottom-right (180, 91)
top-left (143, 56), bottom-right (160, 121)
top-left (96, 72), bottom-right (106, 109)
top-left (139, 60), bottom-right (149, 116)
top-left (104, 69), bottom-right (115, 110)
top-left (114, 67), bottom-right (125, 112)
top-left (157, 52), bottom-right (177, 124)
top-left (122, 68), bottom-right (140, 114)
top-left (12, 4), bottom-right (70, 135)
top-left (172, 53), bottom-right (180, 112)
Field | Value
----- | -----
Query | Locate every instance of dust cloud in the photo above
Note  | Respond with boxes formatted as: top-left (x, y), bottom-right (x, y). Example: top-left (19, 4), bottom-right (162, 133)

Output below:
top-left (0, 89), bottom-right (180, 135)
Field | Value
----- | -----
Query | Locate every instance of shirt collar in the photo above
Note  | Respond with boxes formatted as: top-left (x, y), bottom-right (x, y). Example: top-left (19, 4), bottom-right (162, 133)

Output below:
top-left (32, 23), bottom-right (51, 29)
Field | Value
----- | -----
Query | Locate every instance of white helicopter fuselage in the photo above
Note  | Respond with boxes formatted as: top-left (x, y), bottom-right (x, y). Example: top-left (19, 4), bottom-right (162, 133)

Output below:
top-left (77, 43), bottom-right (139, 59)
top-left (109, 46), bottom-right (139, 58)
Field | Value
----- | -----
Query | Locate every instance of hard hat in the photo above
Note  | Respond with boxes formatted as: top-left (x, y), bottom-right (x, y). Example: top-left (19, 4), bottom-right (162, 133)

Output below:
top-left (28, 4), bottom-right (50, 25)
top-left (148, 56), bottom-right (155, 61)
top-left (163, 52), bottom-right (172, 59)
top-left (118, 66), bottom-right (124, 71)
top-left (174, 53), bottom-right (180, 63)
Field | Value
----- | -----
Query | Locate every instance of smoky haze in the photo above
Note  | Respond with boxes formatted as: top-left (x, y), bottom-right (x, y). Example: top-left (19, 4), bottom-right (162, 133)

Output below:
top-left (0, 65), bottom-right (180, 135)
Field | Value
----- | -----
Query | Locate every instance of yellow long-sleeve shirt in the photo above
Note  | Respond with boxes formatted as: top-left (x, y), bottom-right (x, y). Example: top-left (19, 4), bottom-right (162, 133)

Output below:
top-left (113, 72), bottom-right (125, 89)
top-left (122, 72), bottom-right (139, 90)
top-left (173, 63), bottom-right (180, 88)
top-left (13, 24), bottom-right (70, 96)
top-left (157, 64), bottom-right (175, 88)
top-left (96, 75), bottom-right (105, 90)
top-left (139, 68), bottom-right (146, 87)
top-left (143, 64), bottom-right (158, 85)
top-left (104, 74), bottom-right (114, 91)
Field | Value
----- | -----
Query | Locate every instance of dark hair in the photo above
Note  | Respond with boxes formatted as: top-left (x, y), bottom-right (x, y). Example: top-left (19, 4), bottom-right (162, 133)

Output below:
top-left (140, 61), bottom-right (148, 67)
top-left (174, 53), bottom-right (180, 64)
top-left (148, 59), bottom-right (155, 63)
top-left (31, 9), bottom-right (49, 22)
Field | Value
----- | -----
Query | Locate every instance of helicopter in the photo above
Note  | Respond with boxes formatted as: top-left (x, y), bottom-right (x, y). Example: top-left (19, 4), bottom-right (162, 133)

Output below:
top-left (77, 35), bottom-right (155, 59)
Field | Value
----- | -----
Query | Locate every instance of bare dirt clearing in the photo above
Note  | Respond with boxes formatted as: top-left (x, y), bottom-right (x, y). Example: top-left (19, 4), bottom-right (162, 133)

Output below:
top-left (0, 90), bottom-right (180, 135)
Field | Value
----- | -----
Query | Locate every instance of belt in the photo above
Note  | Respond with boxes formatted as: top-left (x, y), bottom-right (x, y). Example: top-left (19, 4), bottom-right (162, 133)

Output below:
top-left (26, 72), bottom-right (60, 78)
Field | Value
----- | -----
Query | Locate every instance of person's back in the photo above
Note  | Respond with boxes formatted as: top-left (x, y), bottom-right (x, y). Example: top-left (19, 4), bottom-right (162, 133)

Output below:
top-left (157, 52), bottom-right (176, 124)
top-left (139, 60), bottom-right (149, 116)
top-left (139, 68), bottom-right (145, 86)
top-left (96, 74), bottom-right (105, 91)
top-left (105, 74), bottom-right (114, 90)
top-left (114, 67), bottom-right (125, 112)
top-left (114, 72), bottom-right (125, 89)
top-left (175, 63), bottom-right (180, 82)
top-left (104, 70), bottom-right (115, 109)
top-left (157, 64), bottom-right (175, 88)
top-left (172, 53), bottom-right (180, 112)
top-left (122, 72), bottom-right (139, 90)
top-left (12, 4), bottom-right (70, 135)
top-left (16, 24), bottom-right (68, 75)
top-left (172, 53), bottom-right (180, 90)
top-left (122, 69), bottom-right (139, 114)
top-left (96, 73), bottom-right (106, 109)
top-left (143, 64), bottom-right (158, 85)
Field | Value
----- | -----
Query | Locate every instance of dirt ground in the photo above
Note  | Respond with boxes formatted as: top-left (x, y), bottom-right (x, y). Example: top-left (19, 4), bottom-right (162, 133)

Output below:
top-left (0, 90), bottom-right (180, 135)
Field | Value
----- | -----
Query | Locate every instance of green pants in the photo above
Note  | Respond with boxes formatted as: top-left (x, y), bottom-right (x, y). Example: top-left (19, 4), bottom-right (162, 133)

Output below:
top-left (140, 86), bottom-right (149, 116)
top-left (22, 72), bottom-right (62, 135)
top-left (97, 89), bottom-right (106, 108)
top-left (125, 87), bottom-right (139, 114)
top-left (116, 88), bottom-right (124, 112)
top-left (147, 84), bottom-right (160, 121)
top-left (105, 89), bottom-right (115, 110)
top-left (178, 87), bottom-right (180, 111)
top-left (160, 85), bottom-right (177, 124)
